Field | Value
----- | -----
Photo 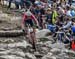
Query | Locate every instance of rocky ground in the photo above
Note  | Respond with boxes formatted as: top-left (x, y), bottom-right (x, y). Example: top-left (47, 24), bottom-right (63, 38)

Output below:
top-left (0, 5), bottom-right (75, 59)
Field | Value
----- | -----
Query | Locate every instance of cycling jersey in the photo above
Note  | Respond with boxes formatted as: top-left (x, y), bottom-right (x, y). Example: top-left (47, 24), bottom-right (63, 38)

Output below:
top-left (22, 12), bottom-right (38, 27)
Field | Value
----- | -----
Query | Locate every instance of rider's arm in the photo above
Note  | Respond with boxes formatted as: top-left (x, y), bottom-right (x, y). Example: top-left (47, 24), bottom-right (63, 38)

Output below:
top-left (22, 14), bottom-right (27, 23)
top-left (31, 14), bottom-right (39, 26)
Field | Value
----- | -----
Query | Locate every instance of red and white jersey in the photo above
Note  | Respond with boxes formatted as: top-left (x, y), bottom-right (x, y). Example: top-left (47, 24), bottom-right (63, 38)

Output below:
top-left (22, 11), bottom-right (38, 25)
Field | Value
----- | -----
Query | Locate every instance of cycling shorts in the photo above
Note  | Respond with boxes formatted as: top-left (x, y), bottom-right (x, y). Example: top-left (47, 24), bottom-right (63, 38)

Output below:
top-left (24, 19), bottom-right (34, 27)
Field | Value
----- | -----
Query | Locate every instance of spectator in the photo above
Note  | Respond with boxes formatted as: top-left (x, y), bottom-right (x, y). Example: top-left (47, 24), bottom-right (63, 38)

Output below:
top-left (71, 9), bottom-right (75, 17)
top-left (71, 22), bottom-right (75, 35)
top-left (52, 8), bottom-right (58, 24)
top-left (8, 0), bottom-right (13, 9)
top-left (45, 8), bottom-right (52, 24)
top-left (15, 0), bottom-right (22, 9)
top-left (62, 18), bottom-right (72, 29)
top-left (66, 6), bottom-right (72, 17)
top-left (68, 0), bottom-right (72, 6)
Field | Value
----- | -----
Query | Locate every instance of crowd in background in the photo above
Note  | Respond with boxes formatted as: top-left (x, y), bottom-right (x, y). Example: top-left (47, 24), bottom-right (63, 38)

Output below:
top-left (9, 0), bottom-right (75, 50)
top-left (0, 0), bottom-right (75, 50)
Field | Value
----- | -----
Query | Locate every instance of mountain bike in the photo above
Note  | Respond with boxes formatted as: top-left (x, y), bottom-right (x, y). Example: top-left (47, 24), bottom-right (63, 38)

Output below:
top-left (23, 24), bottom-right (36, 51)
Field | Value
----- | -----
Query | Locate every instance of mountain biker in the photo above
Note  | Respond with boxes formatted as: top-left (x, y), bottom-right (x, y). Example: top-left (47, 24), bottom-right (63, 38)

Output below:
top-left (22, 10), bottom-right (39, 30)
top-left (22, 10), bottom-right (39, 50)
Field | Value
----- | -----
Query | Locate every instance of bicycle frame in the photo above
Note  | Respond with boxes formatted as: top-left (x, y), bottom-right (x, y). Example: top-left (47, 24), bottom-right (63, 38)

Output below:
top-left (24, 25), bottom-right (36, 51)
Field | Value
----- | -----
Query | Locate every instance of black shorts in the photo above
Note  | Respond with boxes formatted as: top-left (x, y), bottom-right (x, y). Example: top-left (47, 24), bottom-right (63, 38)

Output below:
top-left (24, 19), bottom-right (34, 27)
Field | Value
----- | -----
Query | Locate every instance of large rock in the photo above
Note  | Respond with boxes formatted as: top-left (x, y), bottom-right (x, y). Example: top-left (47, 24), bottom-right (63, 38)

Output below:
top-left (36, 46), bottom-right (49, 54)
top-left (7, 40), bottom-right (32, 48)
top-left (0, 40), bottom-right (32, 49)
top-left (44, 41), bottom-right (52, 47)
top-left (36, 29), bottom-right (51, 38)
top-left (42, 53), bottom-right (56, 59)
top-left (62, 49), bottom-right (75, 57)
top-left (0, 13), bottom-right (8, 18)
top-left (0, 30), bottom-right (23, 37)
top-left (34, 51), bottom-right (43, 58)
top-left (50, 48), bottom-right (61, 55)
top-left (25, 53), bottom-right (36, 59)
top-left (11, 16), bottom-right (22, 21)
top-left (50, 42), bottom-right (65, 49)
top-left (0, 11), bottom-right (2, 14)
top-left (0, 55), bottom-right (24, 59)
top-left (0, 49), bottom-right (25, 58)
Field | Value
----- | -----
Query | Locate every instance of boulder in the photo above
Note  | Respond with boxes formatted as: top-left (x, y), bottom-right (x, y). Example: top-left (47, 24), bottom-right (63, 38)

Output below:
top-left (50, 42), bottom-right (65, 49)
top-left (0, 49), bottom-right (25, 58)
top-left (36, 29), bottom-right (51, 38)
top-left (44, 41), bottom-right (52, 47)
top-left (42, 53), bottom-right (56, 59)
top-left (7, 40), bottom-right (32, 49)
top-left (0, 55), bottom-right (24, 59)
top-left (50, 48), bottom-right (61, 55)
top-left (25, 53), bottom-right (36, 59)
top-left (34, 51), bottom-right (43, 58)
top-left (39, 47), bottom-right (49, 54)
top-left (0, 40), bottom-right (32, 49)
top-left (0, 30), bottom-right (24, 37)
top-left (62, 49), bottom-right (75, 57)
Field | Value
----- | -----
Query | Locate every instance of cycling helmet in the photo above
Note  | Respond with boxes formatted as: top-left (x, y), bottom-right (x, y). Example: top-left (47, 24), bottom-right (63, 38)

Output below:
top-left (25, 10), bottom-right (32, 16)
